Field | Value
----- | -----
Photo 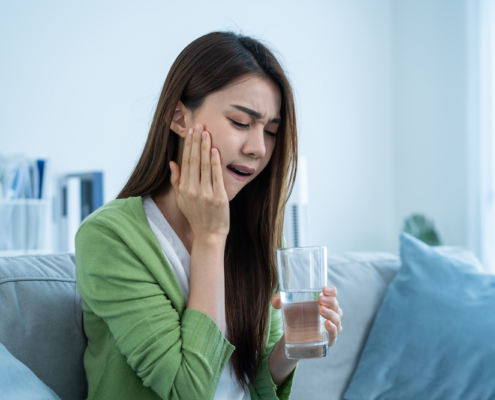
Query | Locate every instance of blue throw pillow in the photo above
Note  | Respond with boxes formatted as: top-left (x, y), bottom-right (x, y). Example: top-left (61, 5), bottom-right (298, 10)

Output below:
top-left (0, 343), bottom-right (61, 400)
top-left (344, 232), bottom-right (495, 400)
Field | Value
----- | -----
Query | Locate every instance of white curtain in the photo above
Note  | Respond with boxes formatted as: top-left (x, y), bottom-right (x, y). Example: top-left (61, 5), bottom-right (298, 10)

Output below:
top-left (467, 0), bottom-right (495, 273)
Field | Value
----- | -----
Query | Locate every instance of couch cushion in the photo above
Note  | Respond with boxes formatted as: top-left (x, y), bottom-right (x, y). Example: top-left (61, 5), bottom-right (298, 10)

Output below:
top-left (290, 245), bottom-right (485, 400)
top-left (344, 233), bottom-right (495, 399)
top-left (290, 251), bottom-right (401, 400)
top-left (0, 342), bottom-right (61, 399)
top-left (0, 253), bottom-right (87, 400)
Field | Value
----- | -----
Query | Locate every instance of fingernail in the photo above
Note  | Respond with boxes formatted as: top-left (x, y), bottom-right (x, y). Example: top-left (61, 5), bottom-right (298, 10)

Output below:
top-left (188, 128), bottom-right (193, 136)
top-left (202, 132), bottom-right (207, 140)
top-left (211, 148), bottom-right (217, 155)
top-left (195, 124), bottom-right (201, 133)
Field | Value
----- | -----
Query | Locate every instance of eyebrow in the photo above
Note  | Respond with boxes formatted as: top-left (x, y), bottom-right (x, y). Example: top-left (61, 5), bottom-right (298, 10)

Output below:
top-left (230, 104), bottom-right (281, 124)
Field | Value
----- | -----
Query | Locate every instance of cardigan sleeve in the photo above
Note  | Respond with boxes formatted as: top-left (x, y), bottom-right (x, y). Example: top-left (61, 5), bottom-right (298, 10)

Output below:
top-left (75, 217), bottom-right (235, 400)
top-left (248, 304), bottom-right (298, 400)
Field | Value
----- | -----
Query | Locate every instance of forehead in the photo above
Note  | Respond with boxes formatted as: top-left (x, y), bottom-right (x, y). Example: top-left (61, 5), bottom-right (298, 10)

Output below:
top-left (205, 76), bottom-right (282, 119)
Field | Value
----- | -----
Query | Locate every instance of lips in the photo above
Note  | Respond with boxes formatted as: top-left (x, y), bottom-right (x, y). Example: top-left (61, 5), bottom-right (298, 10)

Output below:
top-left (227, 165), bottom-right (255, 176)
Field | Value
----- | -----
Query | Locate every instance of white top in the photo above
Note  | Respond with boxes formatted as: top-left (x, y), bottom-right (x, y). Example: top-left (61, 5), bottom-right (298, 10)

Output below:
top-left (142, 196), bottom-right (247, 400)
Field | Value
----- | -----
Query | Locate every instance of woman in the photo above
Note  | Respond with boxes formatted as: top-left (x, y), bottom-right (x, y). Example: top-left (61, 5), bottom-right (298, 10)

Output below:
top-left (75, 31), bottom-right (343, 400)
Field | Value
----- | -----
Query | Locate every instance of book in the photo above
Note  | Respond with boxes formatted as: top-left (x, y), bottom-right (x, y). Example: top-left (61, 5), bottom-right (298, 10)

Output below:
top-left (59, 172), bottom-right (104, 252)
top-left (76, 172), bottom-right (104, 220)
top-left (59, 176), bottom-right (81, 253)
top-left (29, 160), bottom-right (39, 200)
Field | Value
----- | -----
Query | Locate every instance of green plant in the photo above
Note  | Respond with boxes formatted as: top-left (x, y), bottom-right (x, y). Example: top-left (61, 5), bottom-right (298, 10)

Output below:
top-left (403, 213), bottom-right (442, 246)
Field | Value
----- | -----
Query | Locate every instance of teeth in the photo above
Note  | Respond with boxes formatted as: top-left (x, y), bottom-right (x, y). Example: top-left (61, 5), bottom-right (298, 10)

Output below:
top-left (229, 166), bottom-right (250, 176)
top-left (234, 168), bottom-right (249, 176)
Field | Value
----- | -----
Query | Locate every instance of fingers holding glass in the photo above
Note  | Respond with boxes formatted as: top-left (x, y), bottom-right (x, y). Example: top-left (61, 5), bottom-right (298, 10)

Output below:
top-left (320, 305), bottom-right (343, 339)
top-left (319, 295), bottom-right (339, 313)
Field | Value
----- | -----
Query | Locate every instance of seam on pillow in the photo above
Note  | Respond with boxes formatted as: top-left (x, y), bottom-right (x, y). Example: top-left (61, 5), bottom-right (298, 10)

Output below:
top-left (0, 277), bottom-right (75, 285)
top-left (328, 258), bottom-right (398, 269)
top-left (0, 253), bottom-right (74, 260)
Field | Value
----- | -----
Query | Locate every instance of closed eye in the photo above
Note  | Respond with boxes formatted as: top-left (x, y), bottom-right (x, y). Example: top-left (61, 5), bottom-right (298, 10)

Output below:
top-left (229, 118), bottom-right (277, 138)
top-left (230, 119), bottom-right (249, 129)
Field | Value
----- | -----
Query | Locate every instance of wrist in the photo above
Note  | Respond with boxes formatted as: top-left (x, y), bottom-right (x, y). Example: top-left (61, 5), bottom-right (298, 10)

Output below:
top-left (193, 233), bottom-right (227, 247)
top-left (269, 335), bottom-right (299, 387)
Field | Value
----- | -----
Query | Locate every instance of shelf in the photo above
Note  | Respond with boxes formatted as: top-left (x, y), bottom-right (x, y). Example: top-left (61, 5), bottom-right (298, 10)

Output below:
top-left (0, 249), bottom-right (54, 257)
top-left (0, 198), bottom-right (53, 253)
top-left (0, 198), bottom-right (51, 204)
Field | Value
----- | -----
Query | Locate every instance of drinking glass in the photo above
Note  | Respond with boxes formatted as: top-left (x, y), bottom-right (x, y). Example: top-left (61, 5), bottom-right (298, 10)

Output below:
top-left (276, 246), bottom-right (328, 359)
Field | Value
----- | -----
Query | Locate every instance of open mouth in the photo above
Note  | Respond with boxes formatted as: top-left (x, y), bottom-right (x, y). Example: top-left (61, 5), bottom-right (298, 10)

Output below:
top-left (227, 165), bottom-right (253, 177)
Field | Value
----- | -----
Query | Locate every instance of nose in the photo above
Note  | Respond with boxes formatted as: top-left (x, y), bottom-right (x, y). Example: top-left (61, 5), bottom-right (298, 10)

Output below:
top-left (242, 126), bottom-right (266, 159)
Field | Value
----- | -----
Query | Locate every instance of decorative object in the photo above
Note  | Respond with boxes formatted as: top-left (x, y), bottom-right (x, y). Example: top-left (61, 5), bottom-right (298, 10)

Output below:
top-left (403, 213), bottom-right (441, 246)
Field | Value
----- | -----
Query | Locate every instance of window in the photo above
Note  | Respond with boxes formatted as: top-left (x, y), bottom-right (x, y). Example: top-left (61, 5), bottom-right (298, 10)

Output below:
top-left (467, 0), bottom-right (495, 273)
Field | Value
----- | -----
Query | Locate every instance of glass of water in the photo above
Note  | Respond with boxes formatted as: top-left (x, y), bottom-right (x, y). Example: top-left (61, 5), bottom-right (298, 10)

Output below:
top-left (276, 246), bottom-right (328, 359)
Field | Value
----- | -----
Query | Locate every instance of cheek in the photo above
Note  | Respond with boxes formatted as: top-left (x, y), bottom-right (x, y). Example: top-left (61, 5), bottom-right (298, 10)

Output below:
top-left (253, 141), bottom-right (276, 178)
top-left (268, 140), bottom-right (276, 157)
top-left (211, 132), bottom-right (244, 166)
top-left (204, 121), bottom-right (232, 153)
top-left (263, 140), bottom-right (276, 165)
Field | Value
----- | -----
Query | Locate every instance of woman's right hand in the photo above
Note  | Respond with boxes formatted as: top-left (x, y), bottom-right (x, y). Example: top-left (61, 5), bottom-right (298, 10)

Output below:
top-left (169, 124), bottom-right (230, 240)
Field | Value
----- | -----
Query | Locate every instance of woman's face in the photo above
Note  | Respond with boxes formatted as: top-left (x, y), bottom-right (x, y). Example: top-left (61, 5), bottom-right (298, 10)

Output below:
top-left (175, 75), bottom-right (281, 201)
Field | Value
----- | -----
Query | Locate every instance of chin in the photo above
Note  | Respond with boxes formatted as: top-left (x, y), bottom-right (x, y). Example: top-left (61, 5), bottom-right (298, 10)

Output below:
top-left (225, 177), bottom-right (256, 202)
top-left (223, 178), bottom-right (240, 202)
top-left (226, 189), bottom-right (239, 202)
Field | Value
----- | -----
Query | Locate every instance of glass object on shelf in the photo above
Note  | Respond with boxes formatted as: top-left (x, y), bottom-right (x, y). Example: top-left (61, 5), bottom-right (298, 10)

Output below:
top-left (0, 154), bottom-right (53, 256)
top-left (0, 198), bottom-right (52, 255)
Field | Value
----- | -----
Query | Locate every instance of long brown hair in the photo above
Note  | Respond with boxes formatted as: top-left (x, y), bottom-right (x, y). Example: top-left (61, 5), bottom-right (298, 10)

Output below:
top-left (118, 31), bottom-right (297, 391)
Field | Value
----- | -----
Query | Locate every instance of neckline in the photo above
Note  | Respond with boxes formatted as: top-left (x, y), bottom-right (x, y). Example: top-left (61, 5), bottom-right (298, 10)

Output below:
top-left (125, 195), bottom-right (186, 314)
top-left (143, 195), bottom-right (191, 258)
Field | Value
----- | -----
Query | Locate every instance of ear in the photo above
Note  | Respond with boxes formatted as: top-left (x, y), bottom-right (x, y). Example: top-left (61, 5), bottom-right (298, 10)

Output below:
top-left (170, 100), bottom-right (191, 138)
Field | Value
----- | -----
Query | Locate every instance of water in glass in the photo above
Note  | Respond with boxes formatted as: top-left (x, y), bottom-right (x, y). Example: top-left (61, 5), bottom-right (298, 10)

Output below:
top-left (280, 289), bottom-right (328, 359)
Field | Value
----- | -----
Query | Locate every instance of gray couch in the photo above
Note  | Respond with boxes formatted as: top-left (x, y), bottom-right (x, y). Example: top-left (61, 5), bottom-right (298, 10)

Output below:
top-left (0, 254), bottom-right (87, 400)
top-left (0, 247), bottom-right (481, 400)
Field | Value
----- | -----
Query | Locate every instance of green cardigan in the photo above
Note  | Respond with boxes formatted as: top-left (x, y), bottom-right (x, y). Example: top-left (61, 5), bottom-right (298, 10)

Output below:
top-left (75, 196), bottom-right (296, 400)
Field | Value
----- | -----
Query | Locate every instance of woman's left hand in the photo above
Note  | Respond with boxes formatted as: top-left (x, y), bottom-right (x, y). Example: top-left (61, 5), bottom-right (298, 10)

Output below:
top-left (271, 286), bottom-right (343, 346)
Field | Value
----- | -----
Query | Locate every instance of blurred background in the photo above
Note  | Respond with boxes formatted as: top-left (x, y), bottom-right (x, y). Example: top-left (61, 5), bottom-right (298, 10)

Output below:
top-left (1, 0), bottom-right (494, 272)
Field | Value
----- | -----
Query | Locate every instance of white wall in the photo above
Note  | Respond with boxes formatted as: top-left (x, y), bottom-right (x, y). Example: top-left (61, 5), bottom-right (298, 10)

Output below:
top-left (392, 0), bottom-right (469, 250)
top-left (298, 1), bottom-right (395, 252)
top-left (1, 0), bottom-right (397, 253)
